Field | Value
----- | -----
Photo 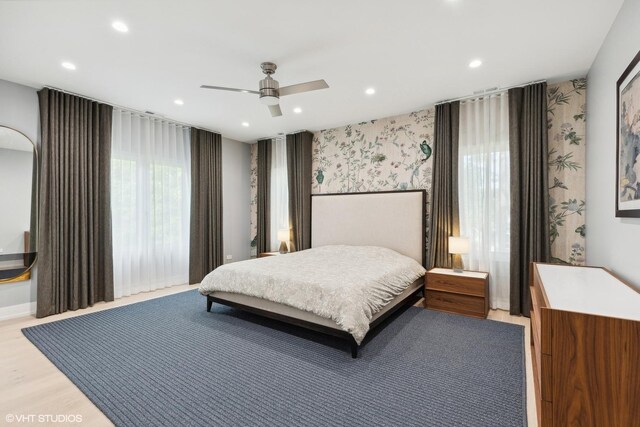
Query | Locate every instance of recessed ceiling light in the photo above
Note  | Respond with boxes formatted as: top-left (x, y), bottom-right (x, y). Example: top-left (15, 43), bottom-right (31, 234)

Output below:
top-left (174, 99), bottom-right (184, 106)
top-left (61, 61), bottom-right (76, 70)
top-left (112, 21), bottom-right (129, 33)
top-left (241, 122), bottom-right (250, 127)
top-left (293, 107), bottom-right (302, 114)
top-left (365, 87), bottom-right (376, 95)
top-left (469, 59), bottom-right (483, 68)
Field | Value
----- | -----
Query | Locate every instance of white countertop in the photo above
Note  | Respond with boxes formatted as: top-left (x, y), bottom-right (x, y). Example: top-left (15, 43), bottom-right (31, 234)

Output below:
top-left (536, 264), bottom-right (640, 321)
top-left (429, 268), bottom-right (488, 279)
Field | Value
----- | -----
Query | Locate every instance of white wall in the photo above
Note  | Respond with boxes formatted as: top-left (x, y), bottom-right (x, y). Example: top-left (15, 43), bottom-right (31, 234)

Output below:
top-left (587, 0), bottom-right (640, 289)
top-left (222, 137), bottom-right (251, 263)
top-left (0, 79), bottom-right (39, 316)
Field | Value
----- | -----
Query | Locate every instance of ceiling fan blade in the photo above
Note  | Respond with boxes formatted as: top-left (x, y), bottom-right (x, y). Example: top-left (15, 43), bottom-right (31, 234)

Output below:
top-left (279, 79), bottom-right (329, 97)
top-left (200, 85), bottom-right (259, 94)
top-left (268, 104), bottom-right (283, 117)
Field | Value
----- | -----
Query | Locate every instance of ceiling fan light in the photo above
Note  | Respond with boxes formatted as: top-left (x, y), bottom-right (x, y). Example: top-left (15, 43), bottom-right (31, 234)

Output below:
top-left (260, 95), bottom-right (279, 106)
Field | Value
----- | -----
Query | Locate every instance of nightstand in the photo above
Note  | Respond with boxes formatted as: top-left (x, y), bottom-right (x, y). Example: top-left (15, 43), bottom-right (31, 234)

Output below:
top-left (425, 268), bottom-right (489, 318)
top-left (258, 252), bottom-right (281, 258)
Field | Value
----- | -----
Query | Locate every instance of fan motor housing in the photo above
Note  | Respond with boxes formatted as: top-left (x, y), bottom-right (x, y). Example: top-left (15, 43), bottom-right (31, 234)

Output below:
top-left (259, 76), bottom-right (280, 104)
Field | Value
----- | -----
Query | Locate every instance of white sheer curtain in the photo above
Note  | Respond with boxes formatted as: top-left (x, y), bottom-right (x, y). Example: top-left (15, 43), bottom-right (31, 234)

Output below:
top-left (270, 135), bottom-right (289, 251)
top-left (111, 109), bottom-right (191, 298)
top-left (459, 93), bottom-right (510, 310)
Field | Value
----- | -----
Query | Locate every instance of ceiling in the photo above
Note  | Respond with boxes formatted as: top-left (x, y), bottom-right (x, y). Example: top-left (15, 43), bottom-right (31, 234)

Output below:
top-left (0, 0), bottom-right (623, 143)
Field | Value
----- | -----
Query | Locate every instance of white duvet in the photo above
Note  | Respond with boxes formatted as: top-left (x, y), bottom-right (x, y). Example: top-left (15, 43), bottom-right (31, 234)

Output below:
top-left (199, 245), bottom-right (426, 344)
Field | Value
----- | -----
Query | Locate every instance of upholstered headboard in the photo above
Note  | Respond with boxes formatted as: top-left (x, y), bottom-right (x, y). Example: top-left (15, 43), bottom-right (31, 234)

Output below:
top-left (311, 190), bottom-right (426, 265)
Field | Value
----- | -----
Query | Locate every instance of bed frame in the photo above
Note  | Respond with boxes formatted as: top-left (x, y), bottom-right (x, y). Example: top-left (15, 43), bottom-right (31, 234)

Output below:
top-left (207, 190), bottom-right (427, 358)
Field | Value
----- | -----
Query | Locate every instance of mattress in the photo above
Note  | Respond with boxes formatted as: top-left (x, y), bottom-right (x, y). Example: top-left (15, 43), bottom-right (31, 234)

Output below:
top-left (199, 245), bottom-right (426, 344)
top-left (209, 278), bottom-right (424, 332)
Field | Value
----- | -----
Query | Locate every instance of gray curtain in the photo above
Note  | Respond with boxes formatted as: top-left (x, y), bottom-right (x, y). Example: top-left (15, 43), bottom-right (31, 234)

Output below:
top-left (28, 151), bottom-right (38, 257)
top-left (286, 131), bottom-right (313, 252)
top-left (36, 88), bottom-right (114, 318)
top-left (189, 128), bottom-right (223, 284)
top-left (256, 139), bottom-right (272, 254)
top-left (428, 101), bottom-right (460, 269)
top-left (508, 83), bottom-right (551, 316)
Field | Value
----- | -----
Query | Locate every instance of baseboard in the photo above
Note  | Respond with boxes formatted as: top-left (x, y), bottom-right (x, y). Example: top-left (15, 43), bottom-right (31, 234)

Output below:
top-left (0, 301), bottom-right (36, 321)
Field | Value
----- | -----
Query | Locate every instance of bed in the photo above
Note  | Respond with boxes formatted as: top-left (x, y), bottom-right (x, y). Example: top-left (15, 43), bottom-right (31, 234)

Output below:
top-left (200, 190), bottom-right (427, 357)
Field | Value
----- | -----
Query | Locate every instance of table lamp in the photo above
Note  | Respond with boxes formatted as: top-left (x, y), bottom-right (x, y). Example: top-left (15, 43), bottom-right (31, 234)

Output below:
top-left (277, 228), bottom-right (290, 254)
top-left (448, 236), bottom-right (469, 273)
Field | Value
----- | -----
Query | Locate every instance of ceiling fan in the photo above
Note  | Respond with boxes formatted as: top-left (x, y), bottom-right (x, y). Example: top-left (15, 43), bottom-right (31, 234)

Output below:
top-left (200, 62), bottom-right (329, 117)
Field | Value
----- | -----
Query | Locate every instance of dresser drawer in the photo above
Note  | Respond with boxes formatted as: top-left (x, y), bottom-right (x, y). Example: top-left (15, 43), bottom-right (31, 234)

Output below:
top-left (425, 289), bottom-right (486, 318)
top-left (426, 273), bottom-right (486, 297)
top-left (531, 269), bottom-right (552, 355)
top-left (530, 288), bottom-right (542, 351)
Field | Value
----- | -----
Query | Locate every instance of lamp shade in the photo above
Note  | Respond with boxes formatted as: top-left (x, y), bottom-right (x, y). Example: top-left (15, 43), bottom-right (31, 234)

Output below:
top-left (448, 236), bottom-right (470, 254)
top-left (277, 228), bottom-right (290, 242)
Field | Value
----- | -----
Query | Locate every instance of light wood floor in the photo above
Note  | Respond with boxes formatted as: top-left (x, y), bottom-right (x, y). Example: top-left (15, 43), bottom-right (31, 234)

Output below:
top-left (0, 288), bottom-right (535, 427)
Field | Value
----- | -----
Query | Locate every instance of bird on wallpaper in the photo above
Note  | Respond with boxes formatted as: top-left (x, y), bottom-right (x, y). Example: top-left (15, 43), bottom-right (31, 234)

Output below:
top-left (420, 140), bottom-right (432, 161)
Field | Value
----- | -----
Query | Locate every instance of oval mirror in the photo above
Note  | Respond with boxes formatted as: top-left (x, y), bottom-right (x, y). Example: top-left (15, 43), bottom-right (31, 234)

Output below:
top-left (0, 126), bottom-right (38, 283)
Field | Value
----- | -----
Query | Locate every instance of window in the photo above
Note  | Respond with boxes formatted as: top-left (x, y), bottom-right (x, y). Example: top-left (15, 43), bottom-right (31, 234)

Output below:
top-left (270, 135), bottom-right (289, 251)
top-left (111, 109), bottom-right (190, 298)
top-left (458, 93), bottom-right (510, 310)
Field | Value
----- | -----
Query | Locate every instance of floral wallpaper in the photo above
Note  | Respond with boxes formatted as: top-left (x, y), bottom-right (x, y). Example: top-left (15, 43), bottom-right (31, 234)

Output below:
top-left (248, 79), bottom-right (587, 266)
top-left (547, 78), bottom-right (587, 265)
top-left (311, 110), bottom-right (435, 194)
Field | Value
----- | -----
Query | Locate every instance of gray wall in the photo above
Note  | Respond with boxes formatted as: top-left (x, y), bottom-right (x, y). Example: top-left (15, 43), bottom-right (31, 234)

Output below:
top-left (0, 79), bottom-right (39, 310)
top-left (586, 0), bottom-right (640, 289)
top-left (222, 137), bottom-right (251, 263)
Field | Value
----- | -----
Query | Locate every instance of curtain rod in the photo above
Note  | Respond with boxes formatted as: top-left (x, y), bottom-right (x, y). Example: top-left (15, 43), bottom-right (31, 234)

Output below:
top-left (44, 86), bottom-right (222, 135)
top-left (435, 79), bottom-right (547, 105)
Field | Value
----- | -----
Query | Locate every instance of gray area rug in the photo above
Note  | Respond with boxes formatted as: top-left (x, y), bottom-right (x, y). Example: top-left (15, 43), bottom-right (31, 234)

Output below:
top-left (23, 290), bottom-right (526, 426)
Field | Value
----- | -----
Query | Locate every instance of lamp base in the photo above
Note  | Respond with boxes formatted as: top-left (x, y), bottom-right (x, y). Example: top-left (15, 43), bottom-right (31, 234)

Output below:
top-left (278, 241), bottom-right (288, 254)
top-left (451, 254), bottom-right (464, 273)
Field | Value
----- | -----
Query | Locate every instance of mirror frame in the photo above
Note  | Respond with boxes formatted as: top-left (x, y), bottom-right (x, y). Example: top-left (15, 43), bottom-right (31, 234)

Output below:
top-left (0, 125), bottom-right (38, 284)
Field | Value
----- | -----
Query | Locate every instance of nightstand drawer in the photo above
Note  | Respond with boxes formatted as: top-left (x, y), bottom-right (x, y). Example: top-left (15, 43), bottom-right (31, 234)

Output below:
top-left (425, 290), bottom-right (485, 317)
top-left (426, 273), bottom-right (485, 297)
top-left (258, 252), bottom-right (280, 257)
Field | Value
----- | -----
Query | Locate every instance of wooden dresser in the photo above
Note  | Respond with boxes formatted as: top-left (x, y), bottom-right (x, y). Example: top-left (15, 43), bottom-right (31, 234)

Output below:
top-left (530, 263), bottom-right (640, 426)
top-left (425, 268), bottom-right (489, 319)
